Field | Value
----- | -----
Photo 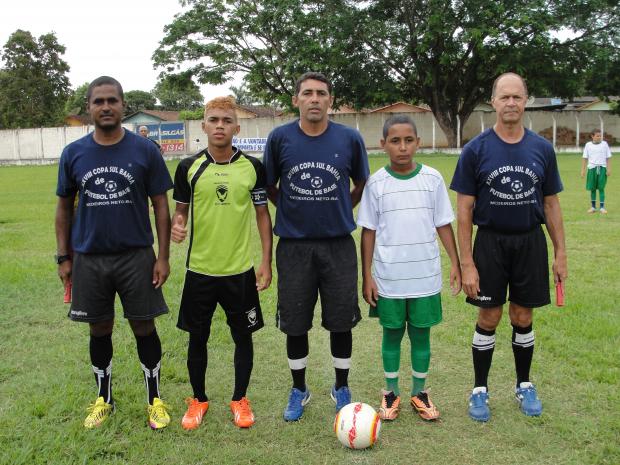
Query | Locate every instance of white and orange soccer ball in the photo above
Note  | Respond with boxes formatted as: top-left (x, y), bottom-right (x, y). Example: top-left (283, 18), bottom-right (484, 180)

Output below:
top-left (334, 402), bottom-right (381, 449)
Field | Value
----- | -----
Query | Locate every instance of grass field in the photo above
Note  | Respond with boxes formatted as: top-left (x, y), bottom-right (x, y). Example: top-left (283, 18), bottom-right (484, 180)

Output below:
top-left (0, 153), bottom-right (618, 465)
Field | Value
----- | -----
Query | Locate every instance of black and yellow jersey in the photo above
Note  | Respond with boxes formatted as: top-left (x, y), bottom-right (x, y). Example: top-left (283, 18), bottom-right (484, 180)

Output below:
top-left (173, 147), bottom-right (267, 276)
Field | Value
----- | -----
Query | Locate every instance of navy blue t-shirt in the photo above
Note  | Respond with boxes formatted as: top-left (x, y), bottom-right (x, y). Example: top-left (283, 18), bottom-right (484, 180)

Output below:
top-left (263, 120), bottom-right (370, 238)
top-left (56, 130), bottom-right (173, 253)
top-left (450, 128), bottom-right (563, 233)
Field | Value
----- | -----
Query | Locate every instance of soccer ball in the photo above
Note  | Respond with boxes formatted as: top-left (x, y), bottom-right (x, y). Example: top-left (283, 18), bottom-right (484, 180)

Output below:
top-left (334, 402), bottom-right (381, 449)
top-left (511, 180), bottom-right (524, 193)
top-left (310, 176), bottom-right (323, 188)
top-left (104, 180), bottom-right (117, 193)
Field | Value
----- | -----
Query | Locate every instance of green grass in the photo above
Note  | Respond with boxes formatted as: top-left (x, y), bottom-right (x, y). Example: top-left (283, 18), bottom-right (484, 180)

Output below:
top-left (0, 153), bottom-right (618, 465)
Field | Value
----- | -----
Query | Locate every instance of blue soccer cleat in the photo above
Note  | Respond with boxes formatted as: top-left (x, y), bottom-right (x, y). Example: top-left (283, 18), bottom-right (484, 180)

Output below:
top-left (331, 385), bottom-right (351, 412)
top-left (515, 382), bottom-right (543, 416)
top-left (283, 387), bottom-right (311, 421)
top-left (468, 387), bottom-right (490, 422)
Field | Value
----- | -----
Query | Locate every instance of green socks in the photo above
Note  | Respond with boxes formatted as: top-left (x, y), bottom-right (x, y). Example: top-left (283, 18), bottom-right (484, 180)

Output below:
top-left (409, 325), bottom-right (431, 396)
top-left (382, 326), bottom-right (405, 395)
top-left (382, 325), bottom-right (432, 396)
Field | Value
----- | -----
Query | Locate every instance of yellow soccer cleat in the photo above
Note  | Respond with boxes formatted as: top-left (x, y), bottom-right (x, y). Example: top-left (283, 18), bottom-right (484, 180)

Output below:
top-left (148, 397), bottom-right (171, 430)
top-left (84, 397), bottom-right (114, 429)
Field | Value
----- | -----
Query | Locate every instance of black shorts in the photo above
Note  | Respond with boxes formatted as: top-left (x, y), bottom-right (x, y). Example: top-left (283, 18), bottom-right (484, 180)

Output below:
top-left (275, 236), bottom-right (361, 336)
top-left (177, 268), bottom-right (264, 335)
top-left (466, 226), bottom-right (550, 309)
top-left (69, 247), bottom-right (169, 322)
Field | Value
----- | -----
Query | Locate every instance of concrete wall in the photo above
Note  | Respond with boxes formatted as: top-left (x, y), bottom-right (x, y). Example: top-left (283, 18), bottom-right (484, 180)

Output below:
top-left (1, 111), bottom-right (618, 164)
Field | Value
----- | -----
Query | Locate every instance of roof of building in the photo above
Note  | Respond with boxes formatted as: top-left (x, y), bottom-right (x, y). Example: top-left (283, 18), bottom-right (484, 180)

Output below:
top-left (236, 104), bottom-right (282, 117)
top-left (65, 114), bottom-right (93, 125)
top-left (368, 102), bottom-right (431, 113)
top-left (122, 110), bottom-right (181, 122)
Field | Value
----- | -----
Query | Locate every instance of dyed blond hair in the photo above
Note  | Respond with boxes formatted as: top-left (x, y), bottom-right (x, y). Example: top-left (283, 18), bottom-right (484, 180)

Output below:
top-left (204, 96), bottom-right (237, 119)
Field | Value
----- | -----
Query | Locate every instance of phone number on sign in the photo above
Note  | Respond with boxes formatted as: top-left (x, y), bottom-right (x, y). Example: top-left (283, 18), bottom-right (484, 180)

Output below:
top-left (162, 143), bottom-right (185, 152)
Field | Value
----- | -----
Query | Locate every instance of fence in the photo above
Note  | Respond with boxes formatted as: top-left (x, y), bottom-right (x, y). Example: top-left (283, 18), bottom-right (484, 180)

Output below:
top-left (1, 110), bottom-right (618, 165)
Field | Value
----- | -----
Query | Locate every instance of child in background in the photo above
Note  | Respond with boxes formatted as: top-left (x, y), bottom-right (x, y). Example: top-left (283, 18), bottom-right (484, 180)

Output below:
top-left (581, 129), bottom-right (612, 214)
top-left (357, 115), bottom-right (461, 421)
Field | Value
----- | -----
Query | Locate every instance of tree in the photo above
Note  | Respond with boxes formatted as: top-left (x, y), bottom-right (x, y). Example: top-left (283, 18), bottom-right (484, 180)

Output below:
top-left (152, 72), bottom-right (204, 110)
top-left (229, 84), bottom-right (260, 106)
top-left (64, 82), bottom-right (89, 116)
top-left (0, 29), bottom-right (71, 128)
top-left (154, 0), bottom-right (619, 146)
top-left (125, 90), bottom-right (157, 114)
top-left (178, 108), bottom-right (204, 120)
top-left (153, 1), bottom-right (342, 110)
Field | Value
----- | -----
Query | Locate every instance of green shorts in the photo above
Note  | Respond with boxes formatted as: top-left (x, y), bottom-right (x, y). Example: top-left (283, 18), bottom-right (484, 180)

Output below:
top-left (586, 166), bottom-right (607, 190)
top-left (369, 293), bottom-right (442, 329)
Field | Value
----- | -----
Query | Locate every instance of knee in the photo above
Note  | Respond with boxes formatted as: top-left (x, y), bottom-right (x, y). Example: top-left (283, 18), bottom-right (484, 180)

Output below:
top-left (509, 304), bottom-right (533, 327)
top-left (231, 328), bottom-right (252, 345)
top-left (89, 319), bottom-right (114, 337)
top-left (129, 319), bottom-right (155, 337)
top-left (477, 308), bottom-right (502, 331)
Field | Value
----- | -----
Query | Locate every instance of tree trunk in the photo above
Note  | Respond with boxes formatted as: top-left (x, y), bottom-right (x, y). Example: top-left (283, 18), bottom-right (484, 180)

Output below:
top-left (432, 109), bottom-right (459, 148)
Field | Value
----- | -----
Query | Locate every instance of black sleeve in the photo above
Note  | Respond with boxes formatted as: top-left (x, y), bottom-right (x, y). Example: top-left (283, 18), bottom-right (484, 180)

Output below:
top-left (246, 155), bottom-right (268, 205)
top-left (173, 157), bottom-right (194, 203)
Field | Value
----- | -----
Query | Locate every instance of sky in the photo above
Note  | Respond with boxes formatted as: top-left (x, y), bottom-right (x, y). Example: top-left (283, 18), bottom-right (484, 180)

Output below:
top-left (0, 0), bottom-right (236, 100)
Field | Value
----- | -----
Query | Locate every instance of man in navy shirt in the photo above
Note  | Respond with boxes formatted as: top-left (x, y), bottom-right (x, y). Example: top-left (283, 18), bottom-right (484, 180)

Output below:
top-left (55, 76), bottom-right (173, 429)
top-left (450, 72), bottom-right (567, 422)
top-left (263, 72), bottom-right (369, 421)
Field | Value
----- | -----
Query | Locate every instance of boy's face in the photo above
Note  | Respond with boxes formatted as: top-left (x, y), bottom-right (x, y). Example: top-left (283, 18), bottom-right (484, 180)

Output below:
top-left (202, 107), bottom-right (240, 148)
top-left (381, 124), bottom-right (420, 170)
top-left (592, 132), bottom-right (602, 144)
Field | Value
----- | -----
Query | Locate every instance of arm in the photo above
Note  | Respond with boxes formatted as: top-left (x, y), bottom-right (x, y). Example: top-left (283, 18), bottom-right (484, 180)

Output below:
top-left (151, 193), bottom-right (172, 288)
top-left (171, 202), bottom-right (189, 243)
top-left (580, 158), bottom-right (587, 178)
top-left (436, 223), bottom-right (462, 296)
top-left (55, 195), bottom-right (75, 286)
top-left (361, 227), bottom-right (379, 307)
top-left (266, 185), bottom-right (279, 207)
top-left (350, 178), bottom-right (366, 208)
top-left (254, 204), bottom-right (273, 291)
top-left (456, 193), bottom-right (479, 299)
top-left (607, 157), bottom-right (612, 177)
top-left (543, 194), bottom-right (568, 284)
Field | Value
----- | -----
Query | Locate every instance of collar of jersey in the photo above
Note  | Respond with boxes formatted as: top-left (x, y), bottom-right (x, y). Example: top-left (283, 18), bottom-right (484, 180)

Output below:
top-left (202, 146), bottom-right (241, 164)
top-left (385, 162), bottom-right (422, 180)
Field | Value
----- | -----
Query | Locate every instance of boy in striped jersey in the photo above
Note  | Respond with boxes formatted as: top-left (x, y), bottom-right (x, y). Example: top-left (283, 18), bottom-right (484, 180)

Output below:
top-left (358, 115), bottom-right (461, 421)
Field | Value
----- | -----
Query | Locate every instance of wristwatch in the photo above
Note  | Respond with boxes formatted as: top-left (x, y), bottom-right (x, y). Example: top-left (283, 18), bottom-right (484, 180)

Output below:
top-left (55, 254), bottom-right (71, 265)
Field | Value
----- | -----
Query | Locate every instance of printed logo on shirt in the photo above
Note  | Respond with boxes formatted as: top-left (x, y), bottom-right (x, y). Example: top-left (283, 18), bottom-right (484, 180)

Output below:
top-left (216, 184), bottom-right (228, 202)
top-left (485, 164), bottom-right (539, 207)
top-left (80, 165), bottom-right (135, 207)
top-left (286, 161), bottom-right (341, 202)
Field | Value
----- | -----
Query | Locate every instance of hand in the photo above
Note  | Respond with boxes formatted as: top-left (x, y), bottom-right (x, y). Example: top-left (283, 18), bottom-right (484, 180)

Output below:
top-left (57, 260), bottom-right (72, 287)
top-left (171, 213), bottom-right (187, 243)
top-left (461, 262), bottom-right (480, 299)
top-left (363, 276), bottom-right (379, 307)
top-left (552, 253), bottom-right (568, 285)
top-left (450, 263), bottom-right (462, 296)
top-left (255, 261), bottom-right (272, 291)
top-left (607, 170), bottom-right (611, 177)
top-left (152, 257), bottom-right (170, 289)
